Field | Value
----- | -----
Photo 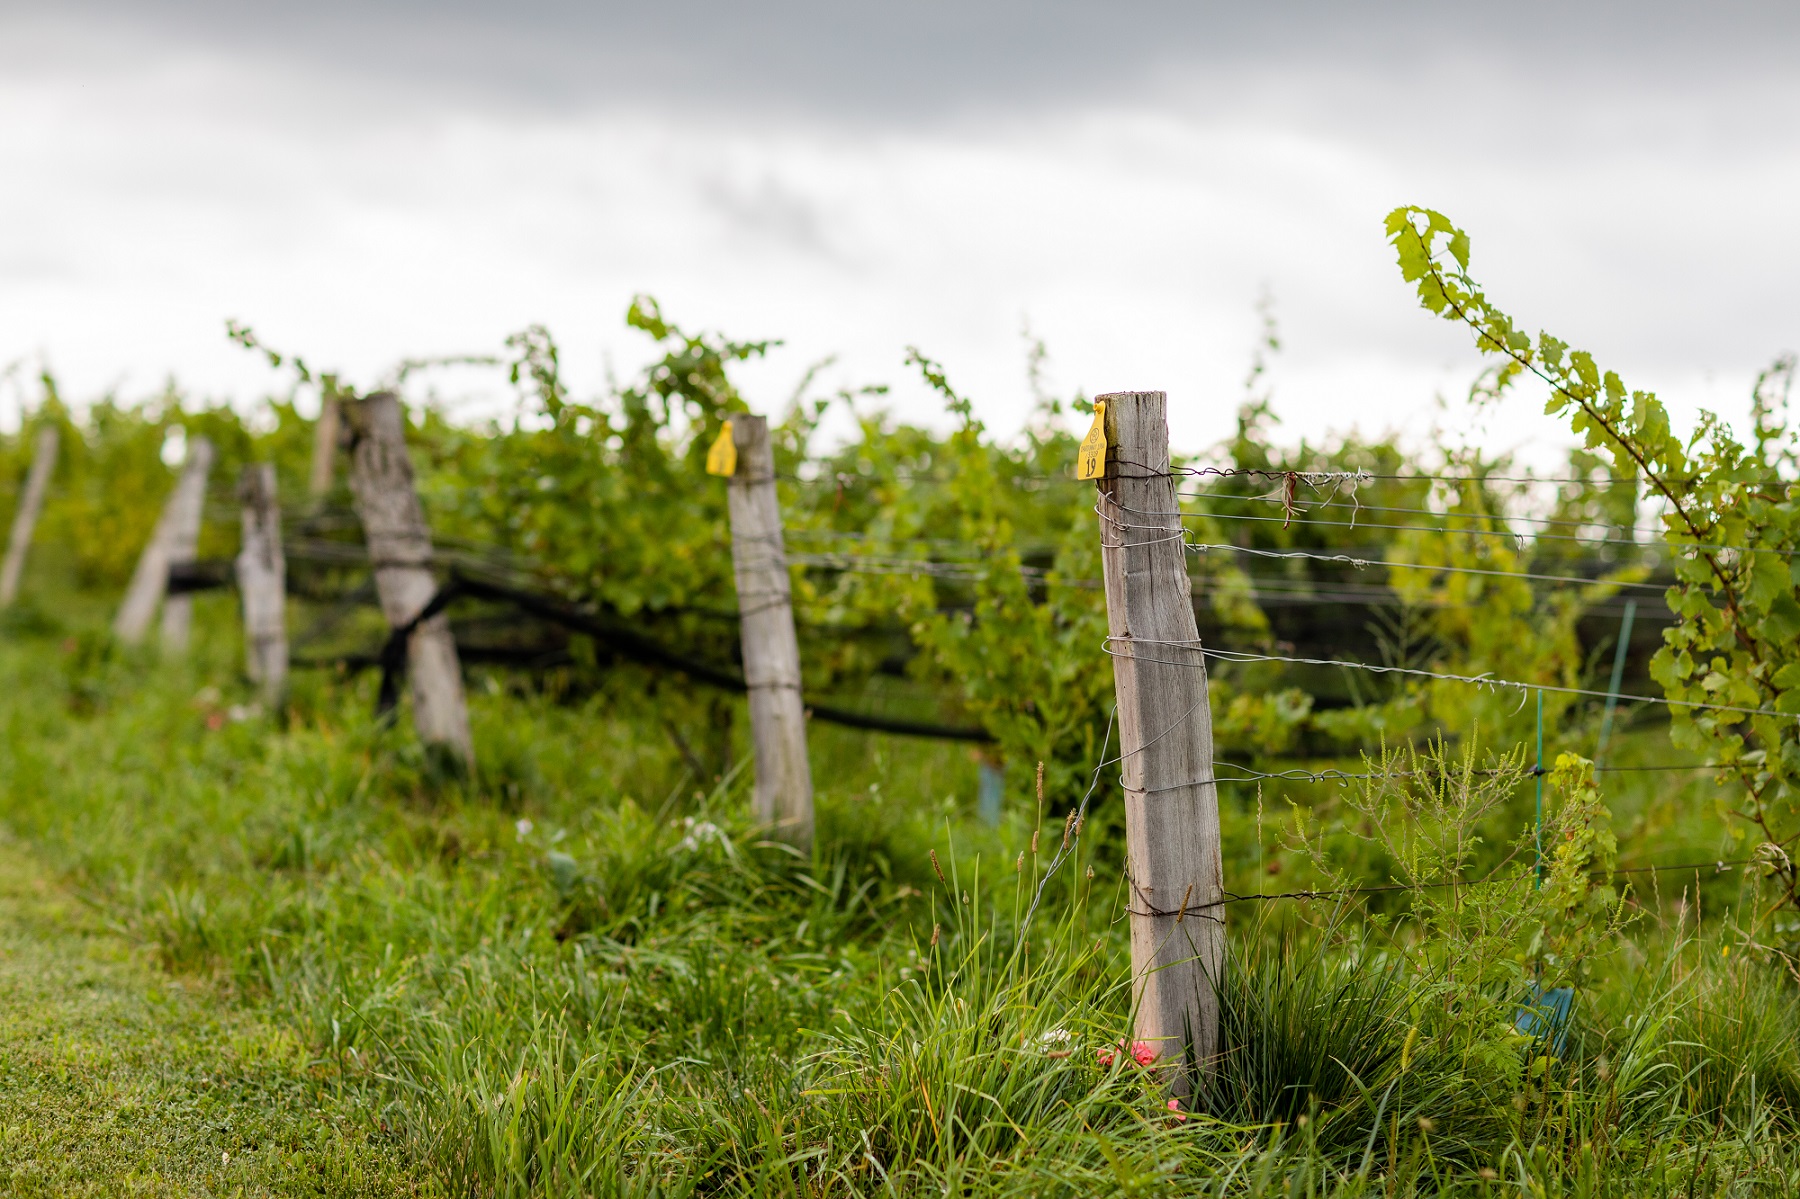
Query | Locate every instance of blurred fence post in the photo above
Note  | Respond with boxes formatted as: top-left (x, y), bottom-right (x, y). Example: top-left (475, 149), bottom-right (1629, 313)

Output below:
top-left (1093, 390), bottom-right (1223, 1101)
top-left (235, 463), bottom-right (288, 707)
top-left (0, 425), bottom-right (58, 607)
top-left (724, 415), bottom-right (814, 848)
top-left (159, 436), bottom-right (215, 652)
top-left (343, 391), bottom-right (474, 770)
top-left (309, 394), bottom-right (340, 500)
top-left (115, 435), bottom-right (214, 646)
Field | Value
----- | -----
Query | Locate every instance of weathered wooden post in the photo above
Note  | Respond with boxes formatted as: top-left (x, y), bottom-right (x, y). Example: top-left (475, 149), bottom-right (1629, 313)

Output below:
top-left (342, 391), bottom-right (474, 769)
top-left (1091, 390), bottom-right (1223, 1100)
top-left (714, 415), bottom-right (814, 847)
top-left (159, 436), bottom-right (215, 652)
top-left (309, 394), bottom-right (340, 499)
top-left (235, 463), bottom-right (288, 707)
top-left (115, 434), bottom-right (214, 646)
top-left (0, 425), bottom-right (58, 607)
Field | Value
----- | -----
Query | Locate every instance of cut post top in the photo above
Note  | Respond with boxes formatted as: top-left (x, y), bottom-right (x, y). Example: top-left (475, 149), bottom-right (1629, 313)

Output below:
top-left (1094, 391), bottom-right (1169, 481)
top-left (729, 413), bottom-right (773, 479)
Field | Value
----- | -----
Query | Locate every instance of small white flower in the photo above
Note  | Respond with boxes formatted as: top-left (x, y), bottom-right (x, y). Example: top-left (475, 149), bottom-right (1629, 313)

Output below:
top-left (674, 818), bottom-right (724, 853)
top-left (1038, 1028), bottom-right (1072, 1046)
top-left (514, 819), bottom-right (533, 840)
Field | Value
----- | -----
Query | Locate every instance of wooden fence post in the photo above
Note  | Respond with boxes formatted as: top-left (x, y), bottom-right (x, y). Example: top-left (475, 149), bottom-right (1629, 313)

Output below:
top-left (724, 415), bottom-right (814, 847)
top-left (235, 463), bottom-right (288, 707)
top-left (115, 435), bottom-right (214, 646)
top-left (159, 436), bottom-right (215, 653)
top-left (1093, 390), bottom-right (1223, 1100)
top-left (0, 425), bottom-right (58, 607)
top-left (309, 394), bottom-right (340, 499)
top-left (342, 391), bottom-right (475, 769)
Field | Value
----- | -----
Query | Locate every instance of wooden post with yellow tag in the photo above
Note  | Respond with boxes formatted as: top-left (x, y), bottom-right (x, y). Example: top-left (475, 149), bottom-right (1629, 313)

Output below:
top-left (1087, 391), bottom-right (1223, 1103)
top-left (708, 415), bottom-right (814, 848)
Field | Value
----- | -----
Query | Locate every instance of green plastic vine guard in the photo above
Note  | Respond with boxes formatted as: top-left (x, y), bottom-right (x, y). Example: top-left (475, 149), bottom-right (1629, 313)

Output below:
top-left (1595, 599), bottom-right (1638, 770)
top-left (1535, 688), bottom-right (1544, 891)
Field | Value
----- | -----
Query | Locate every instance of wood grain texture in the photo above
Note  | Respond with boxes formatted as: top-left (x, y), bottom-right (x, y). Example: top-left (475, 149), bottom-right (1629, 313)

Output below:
top-left (235, 463), bottom-right (288, 707)
top-left (0, 426), bottom-right (58, 607)
top-left (342, 392), bottom-right (474, 768)
top-left (115, 436), bottom-right (214, 646)
top-left (1094, 390), bottom-right (1223, 1098)
top-left (726, 415), bottom-right (814, 847)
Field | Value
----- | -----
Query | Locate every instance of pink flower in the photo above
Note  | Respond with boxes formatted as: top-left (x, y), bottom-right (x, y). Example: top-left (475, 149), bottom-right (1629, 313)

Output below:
top-left (1100, 1040), bottom-right (1160, 1068)
top-left (1166, 1098), bottom-right (1188, 1123)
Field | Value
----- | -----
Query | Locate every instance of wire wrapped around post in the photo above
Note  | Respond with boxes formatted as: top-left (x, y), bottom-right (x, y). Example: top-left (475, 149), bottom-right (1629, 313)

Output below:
top-left (1092, 390), bottom-right (1224, 1103)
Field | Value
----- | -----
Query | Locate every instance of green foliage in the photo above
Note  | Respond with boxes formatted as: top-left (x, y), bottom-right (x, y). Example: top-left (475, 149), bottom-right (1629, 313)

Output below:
top-left (16, 233), bottom-right (1800, 1191)
top-left (0, 840), bottom-right (416, 1196)
top-left (3, 627), bottom-right (1799, 1193)
top-left (1389, 205), bottom-right (1800, 915)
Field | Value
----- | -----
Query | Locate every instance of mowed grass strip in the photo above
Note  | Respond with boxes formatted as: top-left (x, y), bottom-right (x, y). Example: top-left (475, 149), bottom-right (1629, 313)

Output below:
top-left (0, 836), bottom-right (429, 1198)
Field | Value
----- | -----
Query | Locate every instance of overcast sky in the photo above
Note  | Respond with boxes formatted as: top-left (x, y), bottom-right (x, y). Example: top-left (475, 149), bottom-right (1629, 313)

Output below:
top-left (2, 1), bottom-right (1797, 460)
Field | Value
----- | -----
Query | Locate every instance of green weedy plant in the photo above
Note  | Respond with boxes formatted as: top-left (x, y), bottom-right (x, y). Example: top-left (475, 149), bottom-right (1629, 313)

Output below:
top-left (1186, 384), bottom-right (1637, 765)
top-left (1204, 921), bottom-right (1414, 1137)
top-left (1389, 205), bottom-right (1800, 918)
top-left (1285, 741), bottom-right (1637, 1167)
top-left (887, 351), bottom-right (1115, 803)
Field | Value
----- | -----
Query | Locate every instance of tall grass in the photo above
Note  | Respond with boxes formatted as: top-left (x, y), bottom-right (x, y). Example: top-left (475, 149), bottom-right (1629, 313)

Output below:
top-left (2, 609), bottom-right (1800, 1195)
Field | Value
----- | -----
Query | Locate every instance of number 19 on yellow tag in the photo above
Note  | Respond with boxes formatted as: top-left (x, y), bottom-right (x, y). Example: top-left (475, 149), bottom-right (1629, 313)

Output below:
top-left (1075, 399), bottom-right (1107, 480)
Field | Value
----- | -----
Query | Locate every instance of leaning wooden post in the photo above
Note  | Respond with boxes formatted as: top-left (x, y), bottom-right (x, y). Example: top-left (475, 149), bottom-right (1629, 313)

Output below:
top-left (159, 436), bottom-right (215, 652)
top-left (342, 391), bottom-right (474, 769)
top-left (712, 415), bottom-right (814, 847)
top-left (1091, 390), bottom-right (1223, 1100)
top-left (0, 425), bottom-right (59, 607)
top-left (115, 434), bottom-right (214, 645)
top-left (235, 463), bottom-right (288, 707)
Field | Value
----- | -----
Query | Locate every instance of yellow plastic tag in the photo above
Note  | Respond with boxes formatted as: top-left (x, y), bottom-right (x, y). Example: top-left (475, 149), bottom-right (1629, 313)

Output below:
top-left (705, 420), bottom-right (737, 477)
top-left (1076, 399), bottom-right (1107, 480)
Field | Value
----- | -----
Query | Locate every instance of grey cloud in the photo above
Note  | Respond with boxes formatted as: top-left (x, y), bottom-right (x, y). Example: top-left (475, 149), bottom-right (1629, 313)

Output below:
top-left (695, 173), bottom-right (834, 259)
top-left (16, 0), bottom-right (1800, 127)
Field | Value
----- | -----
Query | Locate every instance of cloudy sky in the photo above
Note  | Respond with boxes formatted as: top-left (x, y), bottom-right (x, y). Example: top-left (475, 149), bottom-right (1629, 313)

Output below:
top-left (2, 1), bottom-right (1797, 459)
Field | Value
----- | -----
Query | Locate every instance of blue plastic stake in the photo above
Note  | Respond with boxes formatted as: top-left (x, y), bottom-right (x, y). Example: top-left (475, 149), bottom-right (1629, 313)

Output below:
top-left (1535, 688), bottom-right (1544, 891)
top-left (977, 758), bottom-right (1005, 827)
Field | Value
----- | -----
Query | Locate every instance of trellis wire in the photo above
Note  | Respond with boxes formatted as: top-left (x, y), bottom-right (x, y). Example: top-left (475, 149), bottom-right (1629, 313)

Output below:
top-left (1182, 500), bottom-right (1798, 561)
top-left (1182, 492), bottom-right (1657, 533)
top-left (1157, 465), bottom-right (1640, 487)
top-left (1184, 540), bottom-right (1668, 592)
top-left (1193, 760), bottom-right (1730, 786)
top-left (1189, 645), bottom-right (1795, 724)
top-left (1163, 855), bottom-right (1763, 917)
